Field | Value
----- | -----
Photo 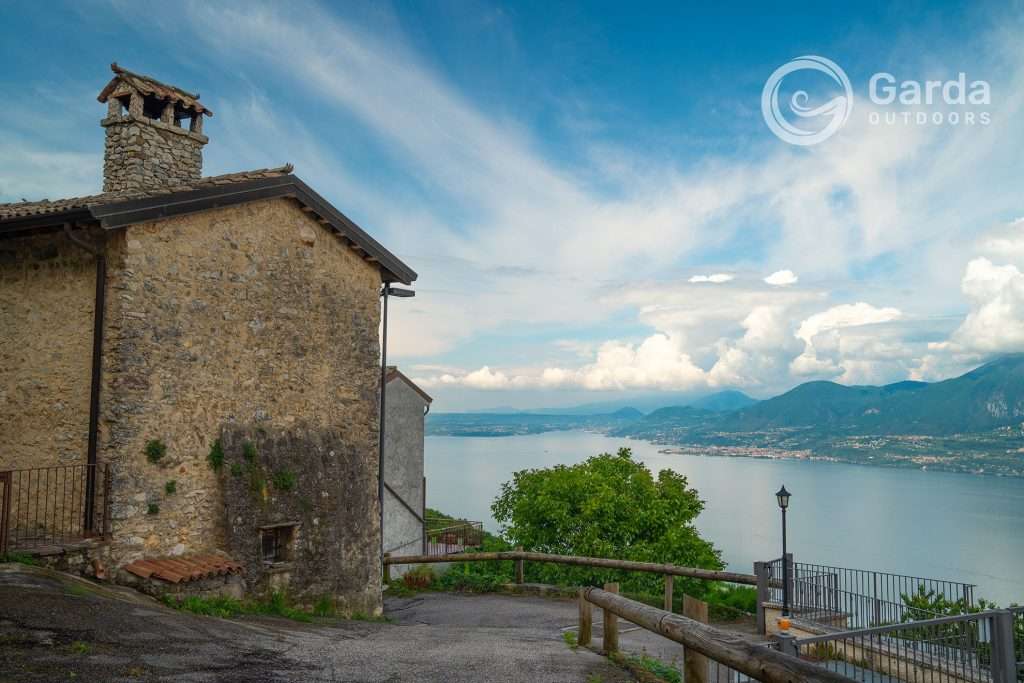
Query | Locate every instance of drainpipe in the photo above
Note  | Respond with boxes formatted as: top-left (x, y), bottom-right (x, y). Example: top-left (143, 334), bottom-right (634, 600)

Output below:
top-left (379, 285), bottom-right (389, 566)
top-left (63, 223), bottom-right (106, 534)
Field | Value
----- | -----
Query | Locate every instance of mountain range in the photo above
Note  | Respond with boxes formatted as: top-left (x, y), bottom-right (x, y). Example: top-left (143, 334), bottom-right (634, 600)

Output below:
top-left (430, 356), bottom-right (1024, 438)
top-left (712, 355), bottom-right (1024, 436)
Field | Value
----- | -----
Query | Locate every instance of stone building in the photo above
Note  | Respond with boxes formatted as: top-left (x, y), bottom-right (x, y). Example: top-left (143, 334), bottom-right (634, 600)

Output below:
top-left (382, 367), bottom-right (432, 576)
top-left (0, 64), bottom-right (416, 615)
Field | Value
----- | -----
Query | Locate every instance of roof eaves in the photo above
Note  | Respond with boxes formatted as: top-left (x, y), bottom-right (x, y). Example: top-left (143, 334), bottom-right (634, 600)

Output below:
top-left (287, 176), bottom-right (417, 285)
top-left (88, 174), bottom-right (417, 284)
top-left (0, 173), bottom-right (417, 285)
top-left (386, 367), bottom-right (433, 404)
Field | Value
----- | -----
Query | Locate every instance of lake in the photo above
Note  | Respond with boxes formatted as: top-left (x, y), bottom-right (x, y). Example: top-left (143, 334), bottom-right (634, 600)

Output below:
top-left (425, 431), bottom-right (1024, 606)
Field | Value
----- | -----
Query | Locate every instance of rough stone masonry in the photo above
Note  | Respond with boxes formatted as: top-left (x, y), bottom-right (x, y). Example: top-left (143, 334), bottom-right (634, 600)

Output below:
top-left (0, 64), bottom-right (415, 616)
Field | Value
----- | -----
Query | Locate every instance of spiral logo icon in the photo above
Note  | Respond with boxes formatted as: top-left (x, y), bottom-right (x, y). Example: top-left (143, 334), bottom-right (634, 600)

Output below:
top-left (762, 56), bottom-right (853, 146)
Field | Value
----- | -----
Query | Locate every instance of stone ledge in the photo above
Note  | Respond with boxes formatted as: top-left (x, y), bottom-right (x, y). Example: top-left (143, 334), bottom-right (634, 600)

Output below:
top-left (100, 114), bottom-right (209, 143)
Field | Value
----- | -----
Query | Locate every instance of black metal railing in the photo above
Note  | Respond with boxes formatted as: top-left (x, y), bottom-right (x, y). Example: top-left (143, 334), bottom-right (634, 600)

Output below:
top-left (0, 463), bottom-right (111, 553)
top-left (765, 558), bottom-right (976, 630)
top-left (1010, 606), bottom-right (1024, 677)
top-left (424, 517), bottom-right (484, 556)
top-left (780, 608), bottom-right (1023, 683)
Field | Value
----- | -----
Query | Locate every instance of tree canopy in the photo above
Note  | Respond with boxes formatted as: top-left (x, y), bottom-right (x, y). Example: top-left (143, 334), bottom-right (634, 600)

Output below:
top-left (491, 447), bottom-right (722, 594)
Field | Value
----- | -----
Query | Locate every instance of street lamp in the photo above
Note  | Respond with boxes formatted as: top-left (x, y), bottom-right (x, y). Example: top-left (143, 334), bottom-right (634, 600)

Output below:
top-left (380, 284), bottom-right (415, 566)
top-left (776, 485), bottom-right (791, 617)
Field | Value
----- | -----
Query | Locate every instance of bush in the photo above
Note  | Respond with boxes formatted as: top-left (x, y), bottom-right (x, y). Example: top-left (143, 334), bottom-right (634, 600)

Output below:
top-left (492, 447), bottom-right (722, 597)
top-left (272, 470), bottom-right (296, 492)
top-left (144, 439), bottom-right (166, 463)
top-left (207, 439), bottom-right (225, 471)
top-left (164, 480), bottom-right (177, 495)
top-left (242, 441), bottom-right (257, 462)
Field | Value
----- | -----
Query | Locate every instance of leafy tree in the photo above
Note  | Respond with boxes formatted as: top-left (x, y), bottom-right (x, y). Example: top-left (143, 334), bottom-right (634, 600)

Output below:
top-left (491, 448), bottom-right (722, 595)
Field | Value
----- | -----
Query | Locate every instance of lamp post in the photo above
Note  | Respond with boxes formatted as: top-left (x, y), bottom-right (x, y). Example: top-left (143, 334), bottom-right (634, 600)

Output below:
top-left (380, 284), bottom-right (415, 566)
top-left (776, 485), bottom-right (792, 617)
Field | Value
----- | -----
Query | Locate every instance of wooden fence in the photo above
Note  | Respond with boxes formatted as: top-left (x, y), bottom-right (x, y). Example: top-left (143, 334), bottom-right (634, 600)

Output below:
top-left (383, 549), bottom-right (852, 683)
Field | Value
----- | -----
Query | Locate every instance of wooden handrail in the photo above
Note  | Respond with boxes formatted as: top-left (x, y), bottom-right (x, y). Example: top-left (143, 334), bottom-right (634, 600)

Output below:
top-left (584, 588), bottom-right (856, 683)
top-left (382, 549), bottom-right (758, 585)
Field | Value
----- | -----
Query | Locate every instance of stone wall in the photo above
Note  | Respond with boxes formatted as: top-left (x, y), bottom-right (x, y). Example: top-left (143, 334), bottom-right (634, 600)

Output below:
top-left (0, 230), bottom-right (97, 471)
top-left (102, 114), bottom-right (206, 192)
top-left (383, 376), bottom-right (427, 573)
top-left (220, 425), bottom-right (381, 614)
top-left (99, 198), bottom-right (383, 612)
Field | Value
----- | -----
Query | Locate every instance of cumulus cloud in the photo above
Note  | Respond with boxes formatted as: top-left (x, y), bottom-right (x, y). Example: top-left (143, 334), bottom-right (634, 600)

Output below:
top-left (790, 303), bottom-right (903, 379)
top-left (764, 270), bottom-right (799, 286)
top-left (416, 334), bottom-right (708, 392)
top-left (689, 273), bottom-right (734, 283)
top-left (939, 258), bottom-right (1024, 353)
top-left (708, 305), bottom-right (803, 388)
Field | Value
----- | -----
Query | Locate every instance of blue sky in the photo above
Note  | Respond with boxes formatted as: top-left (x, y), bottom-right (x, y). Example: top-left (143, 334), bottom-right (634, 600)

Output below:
top-left (3, 1), bottom-right (1024, 410)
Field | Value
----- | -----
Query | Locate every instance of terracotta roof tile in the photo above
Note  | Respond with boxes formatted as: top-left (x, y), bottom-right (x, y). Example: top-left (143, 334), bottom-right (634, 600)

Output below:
top-left (98, 63), bottom-right (212, 116)
top-left (123, 554), bottom-right (245, 584)
top-left (0, 165), bottom-right (294, 221)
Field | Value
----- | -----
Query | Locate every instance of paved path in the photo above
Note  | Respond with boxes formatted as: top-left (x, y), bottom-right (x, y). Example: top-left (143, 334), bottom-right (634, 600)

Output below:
top-left (0, 563), bottom-right (633, 682)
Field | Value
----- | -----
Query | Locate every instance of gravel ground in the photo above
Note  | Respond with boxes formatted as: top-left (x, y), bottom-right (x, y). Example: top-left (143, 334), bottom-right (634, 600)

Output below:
top-left (0, 563), bottom-right (634, 682)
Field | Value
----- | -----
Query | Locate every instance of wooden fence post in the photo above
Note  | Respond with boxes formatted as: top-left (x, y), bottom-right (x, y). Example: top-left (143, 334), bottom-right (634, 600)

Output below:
top-left (754, 561), bottom-right (769, 635)
top-left (578, 588), bottom-right (592, 647)
top-left (683, 595), bottom-right (709, 683)
top-left (602, 582), bottom-right (620, 653)
top-left (663, 574), bottom-right (674, 612)
top-left (383, 553), bottom-right (391, 583)
top-left (515, 546), bottom-right (525, 584)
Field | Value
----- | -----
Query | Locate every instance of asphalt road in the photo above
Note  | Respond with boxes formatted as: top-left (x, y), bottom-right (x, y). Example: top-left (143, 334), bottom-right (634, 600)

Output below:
top-left (0, 563), bottom-right (634, 682)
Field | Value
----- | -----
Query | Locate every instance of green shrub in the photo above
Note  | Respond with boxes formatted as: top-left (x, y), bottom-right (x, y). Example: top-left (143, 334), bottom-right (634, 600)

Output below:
top-left (230, 462), bottom-right (243, 477)
top-left (144, 439), bottom-right (166, 463)
top-left (492, 448), bottom-right (722, 597)
top-left (207, 439), bottom-right (225, 471)
top-left (313, 595), bottom-right (336, 617)
top-left (164, 480), bottom-right (177, 495)
top-left (272, 470), bottom-right (296, 492)
top-left (147, 503), bottom-right (159, 515)
top-left (242, 441), bottom-right (257, 462)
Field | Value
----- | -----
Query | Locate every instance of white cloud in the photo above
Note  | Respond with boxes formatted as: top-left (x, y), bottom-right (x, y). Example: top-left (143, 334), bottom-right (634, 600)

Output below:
top-left (764, 270), bottom-right (798, 286)
top-left (790, 303), bottom-right (903, 379)
top-left (417, 334), bottom-right (707, 392)
top-left (708, 305), bottom-right (803, 388)
top-left (689, 273), bottom-right (734, 283)
top-left (940, 258), bottom-right (1024, 353)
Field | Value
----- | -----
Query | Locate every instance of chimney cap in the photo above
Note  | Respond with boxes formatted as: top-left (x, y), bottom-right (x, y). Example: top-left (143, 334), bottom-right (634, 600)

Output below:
top-left (97, 62), bottom-right (213, 117)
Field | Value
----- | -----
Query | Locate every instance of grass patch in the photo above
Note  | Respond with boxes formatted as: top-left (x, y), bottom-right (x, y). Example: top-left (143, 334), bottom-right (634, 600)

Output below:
top-left (164, 480), bottom-right (177, 495)
top-left (0, 551), bottom-right (39, 566)
top-left (562, 630), bottom-right (578, 650)
top-left (230, 462), bottom-right (243, 477)
top-left (162, 592), bottom-right (388, 623)
top-left (144, 439), bottom-right (166, 464)
top-left (146, 503), bottom-right (159, 515)
top-left (610, 652), bottom-right (681, 683)
top-left (69, 640), bottom-right (92, 655)
top-left (162, 592), bottom-right (312, 622)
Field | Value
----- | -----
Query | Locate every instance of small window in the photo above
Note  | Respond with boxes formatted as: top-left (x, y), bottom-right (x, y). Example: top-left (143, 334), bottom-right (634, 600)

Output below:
top-left (260, 524), bottom-right (297, 564)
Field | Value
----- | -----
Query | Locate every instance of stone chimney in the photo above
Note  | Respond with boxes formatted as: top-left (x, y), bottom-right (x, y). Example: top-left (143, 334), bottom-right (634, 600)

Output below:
top-left (96, 63), bottom-right (213, 193)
